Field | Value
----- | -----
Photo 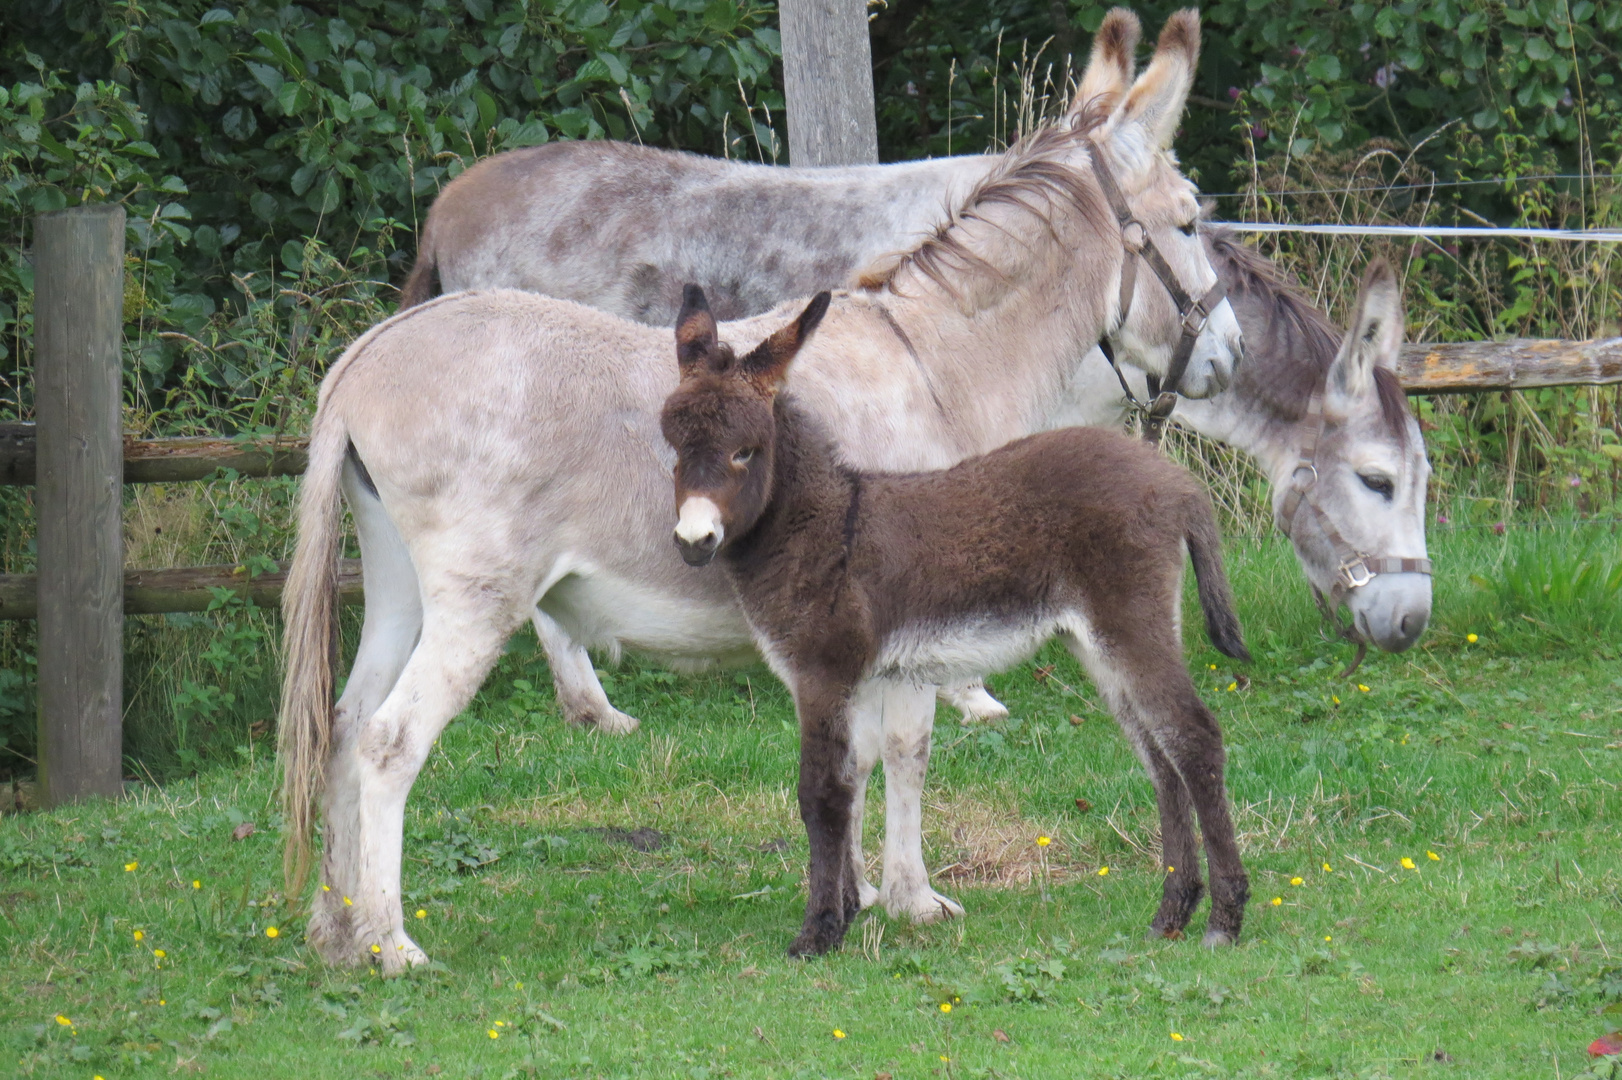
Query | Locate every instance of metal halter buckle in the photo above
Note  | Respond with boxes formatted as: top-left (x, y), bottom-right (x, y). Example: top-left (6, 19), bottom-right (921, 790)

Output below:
top-left (1181, 302), bottom-right (1209, 336)
top-left (1337, 557), bottom-right (1375, 590)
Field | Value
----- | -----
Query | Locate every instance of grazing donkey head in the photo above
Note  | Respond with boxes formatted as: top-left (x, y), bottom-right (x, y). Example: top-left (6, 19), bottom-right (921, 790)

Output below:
top-left (663, 286), bottom-right (832, 565)
top-left (1076, 8), bottom-right (1245, 398)
top-left (1277, 260), bottom-right (1432, 653)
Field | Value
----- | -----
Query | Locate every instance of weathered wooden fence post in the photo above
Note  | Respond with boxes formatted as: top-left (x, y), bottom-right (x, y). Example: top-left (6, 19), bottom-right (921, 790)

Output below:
top-left (35, 204), bottom-right (126, 806)
top-left (778, 0), bottom-right (879, 166)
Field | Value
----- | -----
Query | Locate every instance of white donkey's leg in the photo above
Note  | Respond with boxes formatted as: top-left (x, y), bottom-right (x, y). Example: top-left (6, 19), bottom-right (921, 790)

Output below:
top-left (311, 587), bottom-right (520, 973)
top-left (845, 682), bottom-right (884, 910)
top-left (877, 681), bottom-right (964, 923)
top-left (531, 610), bottom-right (640, 734)
top-left (937, 679), bottom-right (1010, 724)
top-left (316, 472), bottom-right (423, 953)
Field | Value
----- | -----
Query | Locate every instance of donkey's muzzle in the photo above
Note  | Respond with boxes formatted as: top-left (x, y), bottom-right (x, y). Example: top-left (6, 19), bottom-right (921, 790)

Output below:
top-left (675, 532), bottom-right (719, 566)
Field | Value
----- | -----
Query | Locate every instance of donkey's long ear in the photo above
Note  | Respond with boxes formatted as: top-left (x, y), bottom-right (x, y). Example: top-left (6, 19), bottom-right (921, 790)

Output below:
top-left (742, 291), bottom-right (832, 391)
top-left (1326, 260), bottom-right (1405, 416)
top-left (675, 284), bottom-right (720, 375)
top-left (1069, 8), bottom-right (1140, 124)
top-left (1114, 9), bottom-right (1199, 152)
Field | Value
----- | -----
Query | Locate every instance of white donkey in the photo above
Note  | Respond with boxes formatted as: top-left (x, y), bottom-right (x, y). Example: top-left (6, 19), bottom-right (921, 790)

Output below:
top-left (402, 11), bottom-right (1431, 731)
top-left (281, 9), bottom-right (1243, 969)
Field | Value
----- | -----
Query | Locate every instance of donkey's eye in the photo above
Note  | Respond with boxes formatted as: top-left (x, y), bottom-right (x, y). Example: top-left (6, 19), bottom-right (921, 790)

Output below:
top-left (1178, 220), bottom-right (1198, 236)
top-left (1359, 473), bottom-right (1395, 499)
top-left (731, 447), bottom-right (756, 467)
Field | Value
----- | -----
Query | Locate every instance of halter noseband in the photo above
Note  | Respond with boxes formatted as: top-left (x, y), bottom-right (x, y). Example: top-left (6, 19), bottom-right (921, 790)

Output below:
top-left (1088, 147), bottom-right (1229, 443)
top-left (1276, 391), bottom-right (1433, 675)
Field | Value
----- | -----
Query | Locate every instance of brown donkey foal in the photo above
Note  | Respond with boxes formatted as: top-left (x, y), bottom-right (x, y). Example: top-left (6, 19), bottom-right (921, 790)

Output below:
top-left (660, 286), bottom-right (1253, 956)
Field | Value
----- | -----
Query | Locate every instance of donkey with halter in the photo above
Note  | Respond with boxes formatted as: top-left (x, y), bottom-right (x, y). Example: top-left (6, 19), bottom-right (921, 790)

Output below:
top-left (280, 9), bottom-right (1242, 970)
top-left (662, 285), bottom-right (1253, 955)
top-left (399, 7), bottom-right (1431, 729)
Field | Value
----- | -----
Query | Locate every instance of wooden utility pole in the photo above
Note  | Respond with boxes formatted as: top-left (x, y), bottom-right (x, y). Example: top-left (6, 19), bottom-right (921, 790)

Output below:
top-left (778, 0), bottom-right (879, 166)
top-left (34, 204), bottom-right (126, 806)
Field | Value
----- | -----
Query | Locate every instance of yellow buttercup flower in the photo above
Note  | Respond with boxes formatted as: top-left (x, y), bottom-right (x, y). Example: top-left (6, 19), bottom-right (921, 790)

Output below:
top-left (153, 949), bottom-right (166, 958)
top-left (415, 909), bottom-right (427, 919)
top-left (488, 1029), bottom-right (500, 1039)
top-left (124, 861), bottom-right (138, 872)
top-left (494, 1021), bottom-right (505, 1027)
top-left (1227, 682), bottom-right (1237, 692)
top-left (832, 1029), bottom-right (846, 1039)
top-left (1401, 857), bottom-right (1416, 870)
top-left (371, 944), bottom-right (382, 954)
top-left (1290, 877), bottom-right (1303, 886)
top-left (1166, 866), bottom-right (1175, 874)
top-left (1209, 663), bottom-right (1217, 671)
top-left (1322, 863), bottom-right (1332, 873)
top-left (1427, 851), bottom-right (1441, 861)
top-left (265, 926), bottom-right (279, 938)
top-left (133, 930), bottom-right (144, 941)
top-left (940, 1002), bottom-right (952, 1013)
top-left (192, 880), bottom-right (201, 889)
top-left (322, 884), bottom-right (331, 892)
top-left (1466, 633), bottom-right (1478, 643)
top-left (1332, 695), bottom-right (1341, 705)
top-left (1170, 1032), bottom-right (1184, 1042)
top-left (1097, 866), bottom-right (1110, 876)
top-left (55, 1014), bottom-right (72, 1026)
top-left (940, 1055), bottom-right (951, 1063)
top-left (1271, 897), bottom-right (1282, 906)
top-left (1324, 935), bottom-right (1332, 942)
top-left (343, 896), bottom-right (353, 906)
top-left (1036, 836), bottom-right (1051, 847)
top-left (1357, 684), bottom-right (1370, 693)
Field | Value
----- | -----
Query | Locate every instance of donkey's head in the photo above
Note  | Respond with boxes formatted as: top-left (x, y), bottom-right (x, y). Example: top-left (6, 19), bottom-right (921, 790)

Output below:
top-left (1072, 8), bottom-right (1244, 398)
top-left (661, 286), bottom-right (832, 566)
top-left (1277, 260), bottom-right (1432, 653)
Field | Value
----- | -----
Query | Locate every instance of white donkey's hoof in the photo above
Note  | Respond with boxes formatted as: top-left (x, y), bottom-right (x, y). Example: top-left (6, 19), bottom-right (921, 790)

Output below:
top-left (857, 879), bottom-right (880, 910)
top-left (595, 708), bottom-right (641, 735)
top-left (952, 686), bottom-right (1010, 724)
top-left (376, 931), bottom-right (431, 975)
top-left (883, 887), bottom-right (965, 924)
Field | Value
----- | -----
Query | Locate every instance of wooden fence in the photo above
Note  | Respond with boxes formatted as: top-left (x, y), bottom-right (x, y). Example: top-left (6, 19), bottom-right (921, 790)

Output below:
top-left (11, 222), bottom-right (1622, 807)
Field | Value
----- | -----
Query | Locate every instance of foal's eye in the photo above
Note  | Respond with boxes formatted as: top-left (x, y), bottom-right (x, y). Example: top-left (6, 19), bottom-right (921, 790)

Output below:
top-left (1178, 220), bottom-right (1198, 236)
top-left (731, 447), bottom-right (756, 467)
top-left (1359, 473), bottom-right (1395, 499)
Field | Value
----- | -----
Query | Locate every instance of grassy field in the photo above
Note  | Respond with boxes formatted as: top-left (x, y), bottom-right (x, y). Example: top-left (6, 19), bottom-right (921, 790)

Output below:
top-left (2, 528), bottom-right (1620, 1079)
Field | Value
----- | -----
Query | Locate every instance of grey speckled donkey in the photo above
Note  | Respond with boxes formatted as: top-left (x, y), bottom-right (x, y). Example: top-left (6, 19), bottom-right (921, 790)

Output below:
top-left (660, 286), bottom-right (1253, 955)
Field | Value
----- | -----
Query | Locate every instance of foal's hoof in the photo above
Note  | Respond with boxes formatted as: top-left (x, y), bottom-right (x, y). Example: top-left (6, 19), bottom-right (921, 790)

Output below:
top-left (1149, 926), bottom-right (1187, 942)
top-left (953, 686), bottom-right (1010, 724)
top-left (857, 879), bottom-right (880, 910)
top-left (1201, 929), bottom-right (1237, 948)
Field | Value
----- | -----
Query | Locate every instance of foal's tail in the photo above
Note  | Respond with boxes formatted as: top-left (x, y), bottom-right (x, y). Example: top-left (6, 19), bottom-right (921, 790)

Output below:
top-left (1185, 494), bottom-right (1251, 663)
top-left (277, 401), bottom-right (350, 901)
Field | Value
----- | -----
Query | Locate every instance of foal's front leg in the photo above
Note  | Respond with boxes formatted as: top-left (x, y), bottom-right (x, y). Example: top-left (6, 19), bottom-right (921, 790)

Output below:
top-left (789, 679), bottom-right (861, 957)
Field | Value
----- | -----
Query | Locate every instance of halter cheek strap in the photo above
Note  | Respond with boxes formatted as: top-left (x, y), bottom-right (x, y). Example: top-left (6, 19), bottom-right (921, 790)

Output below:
top-left (1276, 391), bottom-right (1434, 675)
top-left (1089, 148), bottom-right (1228, 444)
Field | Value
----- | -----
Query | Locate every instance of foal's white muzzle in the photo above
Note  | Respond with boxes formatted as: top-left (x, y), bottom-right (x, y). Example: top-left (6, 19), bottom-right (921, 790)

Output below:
top-left (674, 496), bottom-right (724, 566)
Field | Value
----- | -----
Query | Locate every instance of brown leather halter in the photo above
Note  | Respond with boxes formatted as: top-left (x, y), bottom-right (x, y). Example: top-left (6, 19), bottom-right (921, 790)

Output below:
top-left (1276, 391), bottom-right (1433, 675)
top-left (1089, 147), bottom-right (1229, 444)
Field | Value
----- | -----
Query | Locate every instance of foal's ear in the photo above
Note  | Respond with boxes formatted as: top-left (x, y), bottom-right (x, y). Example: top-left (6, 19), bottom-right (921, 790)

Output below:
top-left (1070, 8), bottom-right (1139, 124)
top-left (675, 284), bottom-right (720, 374)
top-left (1326, 259), bottom-right (1405, 415)
top-left (1114, 9), bottom-right (1199, 152)
top-left (742, 291), bottom-right (832, 390)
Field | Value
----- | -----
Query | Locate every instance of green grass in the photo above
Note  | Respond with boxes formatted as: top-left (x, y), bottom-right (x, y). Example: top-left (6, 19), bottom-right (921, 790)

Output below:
top-left (3, 530), bottom-right (1620, 1079)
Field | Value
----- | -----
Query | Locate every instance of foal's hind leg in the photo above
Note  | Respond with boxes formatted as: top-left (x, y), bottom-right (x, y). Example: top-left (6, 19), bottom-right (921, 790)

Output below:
top-left (937, 679), bottom-right (1010, 724)
top-left (312, 587), bottom-right (523, 972)
top-left (1123, 725), bottom-right (1205, 938)
top-left (845, 683), bottom-right (884, 911)
top-left (531, 609), bottom-right (640, 735)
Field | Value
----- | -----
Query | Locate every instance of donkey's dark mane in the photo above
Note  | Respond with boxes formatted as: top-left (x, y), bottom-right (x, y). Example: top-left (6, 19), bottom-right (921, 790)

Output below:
top-left (857, 107), bottom-right (1115, 299)
top-left (1206, 227), bottom-right (1410, 444)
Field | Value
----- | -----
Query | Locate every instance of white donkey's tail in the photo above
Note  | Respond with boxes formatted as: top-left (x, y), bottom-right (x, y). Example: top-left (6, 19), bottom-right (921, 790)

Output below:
top-left (278, 404), bottom-right (350, 901)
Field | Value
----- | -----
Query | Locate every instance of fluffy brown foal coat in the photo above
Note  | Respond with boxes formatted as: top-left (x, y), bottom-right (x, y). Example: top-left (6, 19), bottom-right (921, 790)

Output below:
top-left (661, 286), bottom-right (1252, 956)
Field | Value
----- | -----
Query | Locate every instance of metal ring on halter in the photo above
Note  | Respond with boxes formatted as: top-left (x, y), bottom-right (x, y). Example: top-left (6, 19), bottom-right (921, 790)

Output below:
top-left (1291, 463), bottom-right (1318, 489)
top-left (1121, 219), bottom-right (1148, 253)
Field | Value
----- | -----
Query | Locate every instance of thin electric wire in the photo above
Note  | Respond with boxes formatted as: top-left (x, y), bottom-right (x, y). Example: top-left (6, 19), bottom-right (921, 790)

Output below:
top-left (1203, 174), bottom-right (1593, 200)
top-left (1211, 221), bottom-right (1622, 243)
